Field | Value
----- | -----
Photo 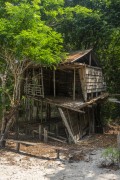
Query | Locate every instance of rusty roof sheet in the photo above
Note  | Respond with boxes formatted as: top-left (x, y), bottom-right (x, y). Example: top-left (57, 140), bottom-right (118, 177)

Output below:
top-left (64, 49), bottom-right (92, 64)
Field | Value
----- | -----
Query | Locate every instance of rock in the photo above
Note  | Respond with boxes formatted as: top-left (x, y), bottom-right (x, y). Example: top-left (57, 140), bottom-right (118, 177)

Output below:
top-left (84, 155), bottom-right (91, 162)
top-left (98, 157), bottom-right (114, 167)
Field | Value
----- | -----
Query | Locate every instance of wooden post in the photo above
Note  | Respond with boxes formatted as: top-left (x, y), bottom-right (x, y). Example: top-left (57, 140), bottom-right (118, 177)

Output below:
top-left (58, 108), bottom-right (76, 143)
top-left (56, 149), bottom-right (60, 159)
top-left (84, 65), bottom-right (87, 101)
top-left (55, 124), bottom-right (59, 136)
top-left (92, 107), bottom-right (95, 133)
top-left (90, 106), bottom-right (95, 134)
top-left (88, 108), bottom-right (91, 135)
top-left (53, 70), bottom-right (56, 97)
top-left (89, 53), bottom-right (91, 65)
top-left (40, 100), bottom-right (43, 123)
top-left (79, 113), bottom-right (83, 139)
top-left (44, 127), bottom-right (48, 143)
top-left (73, 68), bottom-right (76, 100)
top-left (16, 142), bottom-right (20, 152)
top-left (47, 104), bottom-right (51, 122)
top-left (39, 124), bottom-right (42, 140)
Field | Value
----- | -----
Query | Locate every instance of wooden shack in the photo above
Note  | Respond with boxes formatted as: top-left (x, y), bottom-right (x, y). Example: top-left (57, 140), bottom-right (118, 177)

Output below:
top-left (20, 49), bottom-right (107, 144)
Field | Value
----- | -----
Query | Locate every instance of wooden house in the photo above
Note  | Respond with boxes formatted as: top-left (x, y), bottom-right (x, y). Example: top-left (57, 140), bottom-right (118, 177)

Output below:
top-left (21, 49), bottom-right (107, 144)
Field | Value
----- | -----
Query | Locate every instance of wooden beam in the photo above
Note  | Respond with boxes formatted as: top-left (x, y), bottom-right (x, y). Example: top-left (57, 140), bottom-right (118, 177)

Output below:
top-left (48, 136), bottom-right (66, 143)
top-left (58, 108), bottom-right (76, 143)
top-left (73, 68), bottom-right (76, 100)
top-left (5, 139), bottom-right (37, 146)
top-left (78, 93), bottom-right (109, 109)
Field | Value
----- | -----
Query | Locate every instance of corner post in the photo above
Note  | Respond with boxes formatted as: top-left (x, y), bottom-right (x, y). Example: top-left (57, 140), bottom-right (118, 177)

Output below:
top-left (73, 68), bottom-right (76, 101)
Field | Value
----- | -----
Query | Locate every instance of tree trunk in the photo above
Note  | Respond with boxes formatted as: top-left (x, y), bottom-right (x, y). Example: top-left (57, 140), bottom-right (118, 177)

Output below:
top-left (0, 107), bottom-right (18, 147)
top-left (0, 75), bottom-right (21, 148)
top-left (0, 74), bottom-right (7, 147)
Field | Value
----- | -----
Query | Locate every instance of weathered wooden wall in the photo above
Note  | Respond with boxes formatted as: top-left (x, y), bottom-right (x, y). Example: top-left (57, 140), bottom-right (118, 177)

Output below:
top-left (79, 66), bottom-right (106, 101)
top-left (85, 66), bottom-right (106, 93)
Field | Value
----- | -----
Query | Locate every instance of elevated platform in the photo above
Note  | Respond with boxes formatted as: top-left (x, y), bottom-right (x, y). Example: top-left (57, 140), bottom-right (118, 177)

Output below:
top-left (28, 93), bottom-right (109, 113)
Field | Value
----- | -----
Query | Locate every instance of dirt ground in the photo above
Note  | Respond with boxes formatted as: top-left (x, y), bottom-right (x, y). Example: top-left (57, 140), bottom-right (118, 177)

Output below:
top-left (0, 124), bottom-right (120, 180)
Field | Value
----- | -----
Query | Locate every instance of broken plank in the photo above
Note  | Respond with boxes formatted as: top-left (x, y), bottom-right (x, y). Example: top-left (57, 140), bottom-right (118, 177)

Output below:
top-left (58, 108), bottom-right (76, 144)
top-left (48, 136), bottom-right (66, 143)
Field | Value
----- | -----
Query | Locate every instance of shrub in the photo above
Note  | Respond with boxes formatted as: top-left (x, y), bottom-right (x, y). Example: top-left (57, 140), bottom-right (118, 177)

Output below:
top-left (102, 147), bottom-right (120, 167)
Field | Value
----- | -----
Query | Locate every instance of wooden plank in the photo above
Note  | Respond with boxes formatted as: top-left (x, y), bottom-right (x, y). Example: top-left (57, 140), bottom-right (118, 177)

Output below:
top-left (86, 79), bottom-right (104, 84)
top-left (86, 85), bottom-right (105, 90)
top-left (87, 89), bottom-right (106, 93)
top-left (86, 82), bottom-right (104, 85)
top-left (33, 96), bottom-right (85, 114)
top-left (32, 130), bottom-right (66, 143)
top-left (5, 139), bottom-right (36, 146)
top-left (79, 93), bottom-right (109, 109)
top-left (48, 136), bottom-right (66, 143)
top-left (57, 135), bottom-right (67, 140)
top-left (58, 108), bottom-right (76, 143)
top-left (67, 109), bottom-right (75, 143)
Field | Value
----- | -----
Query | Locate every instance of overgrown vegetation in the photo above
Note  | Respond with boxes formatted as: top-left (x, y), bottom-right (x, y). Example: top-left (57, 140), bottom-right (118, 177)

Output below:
top-left (101, 147), bottom-right (120, 168)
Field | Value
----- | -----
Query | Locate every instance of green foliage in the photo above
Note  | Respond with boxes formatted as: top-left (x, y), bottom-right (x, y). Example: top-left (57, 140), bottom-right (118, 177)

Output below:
top-left (102, 147), bottom-right (120, 164)
top-left (98, 28), bottom-right (120, 94)
top-left (0, 0), bottom-right (64, 66)
top-left (101, 101), bottom-right (120, 125)
top-left (55, 5), bottom-right (107, 51)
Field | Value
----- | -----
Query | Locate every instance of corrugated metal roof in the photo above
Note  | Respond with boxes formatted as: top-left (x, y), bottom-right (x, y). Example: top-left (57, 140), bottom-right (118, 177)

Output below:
top-left (64, 49), bottom-right (92, 64)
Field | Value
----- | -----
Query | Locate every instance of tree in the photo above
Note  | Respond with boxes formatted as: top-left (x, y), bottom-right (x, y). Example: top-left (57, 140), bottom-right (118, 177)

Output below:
top-left (0, 0), bottom-right (64, 146)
